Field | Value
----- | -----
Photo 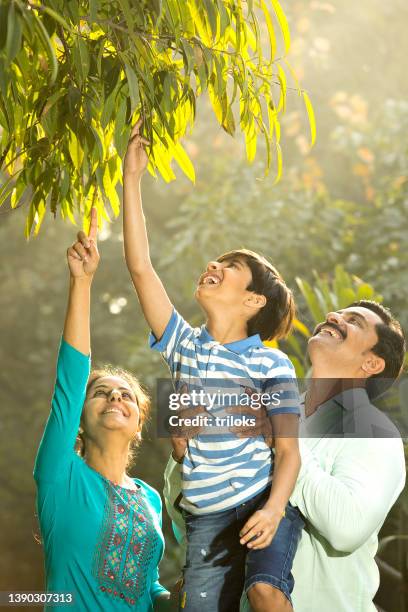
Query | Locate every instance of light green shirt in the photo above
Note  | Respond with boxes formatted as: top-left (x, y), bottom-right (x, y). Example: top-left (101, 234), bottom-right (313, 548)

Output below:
top-left (163, 389), bottom-right (406, 611)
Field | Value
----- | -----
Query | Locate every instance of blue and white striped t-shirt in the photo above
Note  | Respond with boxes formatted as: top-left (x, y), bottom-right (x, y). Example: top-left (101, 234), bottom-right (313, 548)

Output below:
top-left (150, 309), bottom-right (300, 514)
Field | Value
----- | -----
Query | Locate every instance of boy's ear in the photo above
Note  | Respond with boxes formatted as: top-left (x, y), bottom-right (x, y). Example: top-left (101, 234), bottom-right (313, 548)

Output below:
top-left (361, 352), bottom-right (385, 376)
top-left (245, 293), bottom-right (267, 310)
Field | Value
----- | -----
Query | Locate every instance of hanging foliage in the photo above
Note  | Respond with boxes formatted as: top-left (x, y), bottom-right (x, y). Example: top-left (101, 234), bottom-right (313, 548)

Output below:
top-left (0, 0), bottom-right (315, 236)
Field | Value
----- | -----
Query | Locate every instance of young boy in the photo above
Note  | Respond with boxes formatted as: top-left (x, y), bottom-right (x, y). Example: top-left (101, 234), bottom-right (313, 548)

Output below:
top-left (123, 122), bottom-right (302, 611)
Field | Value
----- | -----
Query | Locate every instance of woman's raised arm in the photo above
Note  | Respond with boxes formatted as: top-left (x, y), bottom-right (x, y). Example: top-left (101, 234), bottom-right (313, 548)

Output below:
top-left (63, 206), bottom-right (99, 354)
top-left (34, 208), bottom-right (99, 483)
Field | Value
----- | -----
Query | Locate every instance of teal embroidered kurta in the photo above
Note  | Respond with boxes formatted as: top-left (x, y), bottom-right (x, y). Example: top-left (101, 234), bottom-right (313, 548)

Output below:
top-left (34, 339), bottom-right (168, 611)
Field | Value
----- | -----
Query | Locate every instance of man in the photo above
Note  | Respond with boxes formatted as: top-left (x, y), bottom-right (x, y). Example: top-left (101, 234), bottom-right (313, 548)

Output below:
top-left (164, 300), bottom-right (406, 611)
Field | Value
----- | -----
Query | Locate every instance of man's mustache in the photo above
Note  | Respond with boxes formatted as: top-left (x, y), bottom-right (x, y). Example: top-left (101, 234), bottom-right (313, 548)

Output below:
top-left (313, 321), bottom-right (347, 339)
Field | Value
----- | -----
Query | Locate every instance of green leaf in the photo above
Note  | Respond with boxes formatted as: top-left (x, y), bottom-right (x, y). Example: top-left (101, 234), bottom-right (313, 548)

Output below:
top-left (29, 10), bottom-right (58, 84)
top-left (286, 334), bottom-right (304, 360)
top-left (118, 0), bottom-right (135, 36)
top-left (313, 274), bottom-right (336, 312)
top-left (173, 141), bottom-right (195, 183)
top-left (41, 6), bottom-right (71, 31)
top-left (0, 57), bottom-right (7, 100)
top-left (25, 201), bottom-right (36, 239)
top-left (103, 163), bottom-right (120, 216)
top-left (10, 173), bottom-right (25, 209)
top-left (277, 65), bottom-right (287, 112)
top-left (124, 62), bottom-right (140, 113)
top-left (61, 196), bottom-right (76, 225)
top-left (113, 96), bottom-right (128, 157)
top-left (302, 90), bottom-right (316, 147)
top-left (65, 2), bottom-right (79, 23)
top-left (260, 0), bottom-right (276, 60)
top-left (357, 283), bottom-right (375, 300)
top-left (258, 116), bottom-right (271, 175)
top-left (216, 0), bottom-right (230, 35)
top-left (333, 265), bottom-right (351, 297)
top-left (33, 198), bottom-right (46, 236)
top-left (0, 174), bottom-right (15, 207)
top-left (50, 183), bottom-right (58, 216)
top-left (273, 141), bottom-right (282, 184)
top-left (68, 128), bottom-right (84, 168)
top-left (270, 0), bottom-right (291, 54)
top-left (293, 318), bottom-right (311, 338)
top-left (338, 287), bottom-right (357, 309)
top-left (45, 88), bottom-right (67, 109)
top-left (181, 40), bottom-right (195, 75)
top-left (60, 170), bottom-right (70, 199)
top-left (90, 125), bottom-right (105, 163)
top-left (89, 0), bottom-right (98, 22)
top-left (222, 105), bottom-right (236, 136)
top-left (100, 85), bottom-right (117, 129)
top-left (245, 124), bottom-right (257, 163)
top-left (153, 145), bottom-right (176, 182)
top-left (5, 2), bottom-right (22, 64)
top-left (0, 3), bottom-right (8, 48)
top-left (196, 58), bottom-right (208, 93)
top-left (73, 35), bottom-right (90, 85)
top-left (296, 277), bottom-right (326, 323)
top-left (208, 80), bottom-right (223, 124)
top-left (203, 0), bottom-right (218, 40)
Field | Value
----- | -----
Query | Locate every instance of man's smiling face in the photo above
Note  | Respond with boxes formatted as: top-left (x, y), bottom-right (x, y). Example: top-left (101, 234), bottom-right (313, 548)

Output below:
top-left (308, 306), bottom-right (386, 378)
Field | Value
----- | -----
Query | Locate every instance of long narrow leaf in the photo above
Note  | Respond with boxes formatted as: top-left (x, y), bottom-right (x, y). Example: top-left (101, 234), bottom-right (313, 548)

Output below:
top-left (173, 141), bottom-right (195, 182)
top-left (302, 90), bottom-right (316, 147)
top-left (30, 11), bottom-right (58, 84)
top-left (270, 0), bottom-right (291, 54)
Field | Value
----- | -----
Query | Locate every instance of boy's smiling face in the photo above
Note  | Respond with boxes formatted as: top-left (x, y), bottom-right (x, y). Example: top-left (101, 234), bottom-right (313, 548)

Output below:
top-left (195, 256), bottom-right (265, 316)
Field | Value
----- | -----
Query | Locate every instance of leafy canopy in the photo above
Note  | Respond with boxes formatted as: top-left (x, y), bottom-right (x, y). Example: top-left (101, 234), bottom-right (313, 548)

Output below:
top-left (0, 0), bottom-right (315, 236)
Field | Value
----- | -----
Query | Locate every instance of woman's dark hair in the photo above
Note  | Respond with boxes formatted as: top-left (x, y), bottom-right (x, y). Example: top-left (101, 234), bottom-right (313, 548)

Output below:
top-left (217, 249), bottom-right (295, 341)
top-left (76, 366), bottom-right (150, 468)
top-left (349, 300), bottom-right (406, 398)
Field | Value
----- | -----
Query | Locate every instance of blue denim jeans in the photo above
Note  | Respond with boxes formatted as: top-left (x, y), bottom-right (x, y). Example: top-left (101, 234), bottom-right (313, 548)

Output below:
top-left (180, 487), bottom-right (304, 611)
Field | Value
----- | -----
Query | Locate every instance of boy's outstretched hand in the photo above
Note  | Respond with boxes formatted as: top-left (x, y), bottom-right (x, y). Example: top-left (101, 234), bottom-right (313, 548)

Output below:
top-left (124, 119), bottom-right (150, 177)
top-left (67, 207), bottom-right (100, 278)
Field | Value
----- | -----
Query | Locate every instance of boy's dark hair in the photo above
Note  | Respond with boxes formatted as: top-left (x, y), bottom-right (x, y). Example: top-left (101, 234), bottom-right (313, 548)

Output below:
top-left (217, 249), bottom-right (295, 341)
top-left (349, 300), bottom-right (406, 397)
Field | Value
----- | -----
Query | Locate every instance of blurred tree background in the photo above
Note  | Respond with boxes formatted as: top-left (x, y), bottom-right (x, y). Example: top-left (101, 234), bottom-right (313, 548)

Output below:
top-left (0, 0), bottom-right (407, 610)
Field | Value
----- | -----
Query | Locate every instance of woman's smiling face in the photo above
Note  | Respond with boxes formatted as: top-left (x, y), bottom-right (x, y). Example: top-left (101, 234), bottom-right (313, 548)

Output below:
top-left (81, 375), bottom-right (141, 441)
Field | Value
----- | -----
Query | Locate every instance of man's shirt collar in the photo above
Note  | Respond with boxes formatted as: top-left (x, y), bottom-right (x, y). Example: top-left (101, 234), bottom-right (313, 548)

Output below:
top-left (300, 387), bottom-right (370, 412)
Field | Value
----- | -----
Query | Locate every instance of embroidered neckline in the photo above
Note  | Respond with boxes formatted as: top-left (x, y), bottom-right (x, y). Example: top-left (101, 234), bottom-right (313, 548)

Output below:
top-left (107, 479), bottom-right (140, 493)
top-left (93, 479), bottom-right (160, 604)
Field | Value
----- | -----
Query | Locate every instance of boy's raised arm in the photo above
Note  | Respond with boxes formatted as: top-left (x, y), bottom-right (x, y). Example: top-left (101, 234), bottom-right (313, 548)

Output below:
top-left (123, 120), bottom-right (173, 340)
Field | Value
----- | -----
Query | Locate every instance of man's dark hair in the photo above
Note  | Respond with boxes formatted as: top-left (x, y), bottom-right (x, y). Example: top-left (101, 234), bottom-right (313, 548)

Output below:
top-left (349, 300), bottom-right (406, 397)
top-left (217, 249), bottom-right (295, 341)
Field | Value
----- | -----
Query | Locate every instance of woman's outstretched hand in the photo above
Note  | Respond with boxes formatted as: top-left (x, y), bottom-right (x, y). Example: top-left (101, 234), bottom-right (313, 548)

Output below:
top-left (123, 119), bottom-right (150, 177)
top-left (67, 207), bottom-right (100, 278)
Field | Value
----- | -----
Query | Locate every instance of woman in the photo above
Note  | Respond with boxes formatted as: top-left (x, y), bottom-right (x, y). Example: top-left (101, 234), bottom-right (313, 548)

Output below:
top-left (34, 208), bottom-right (170, 610)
